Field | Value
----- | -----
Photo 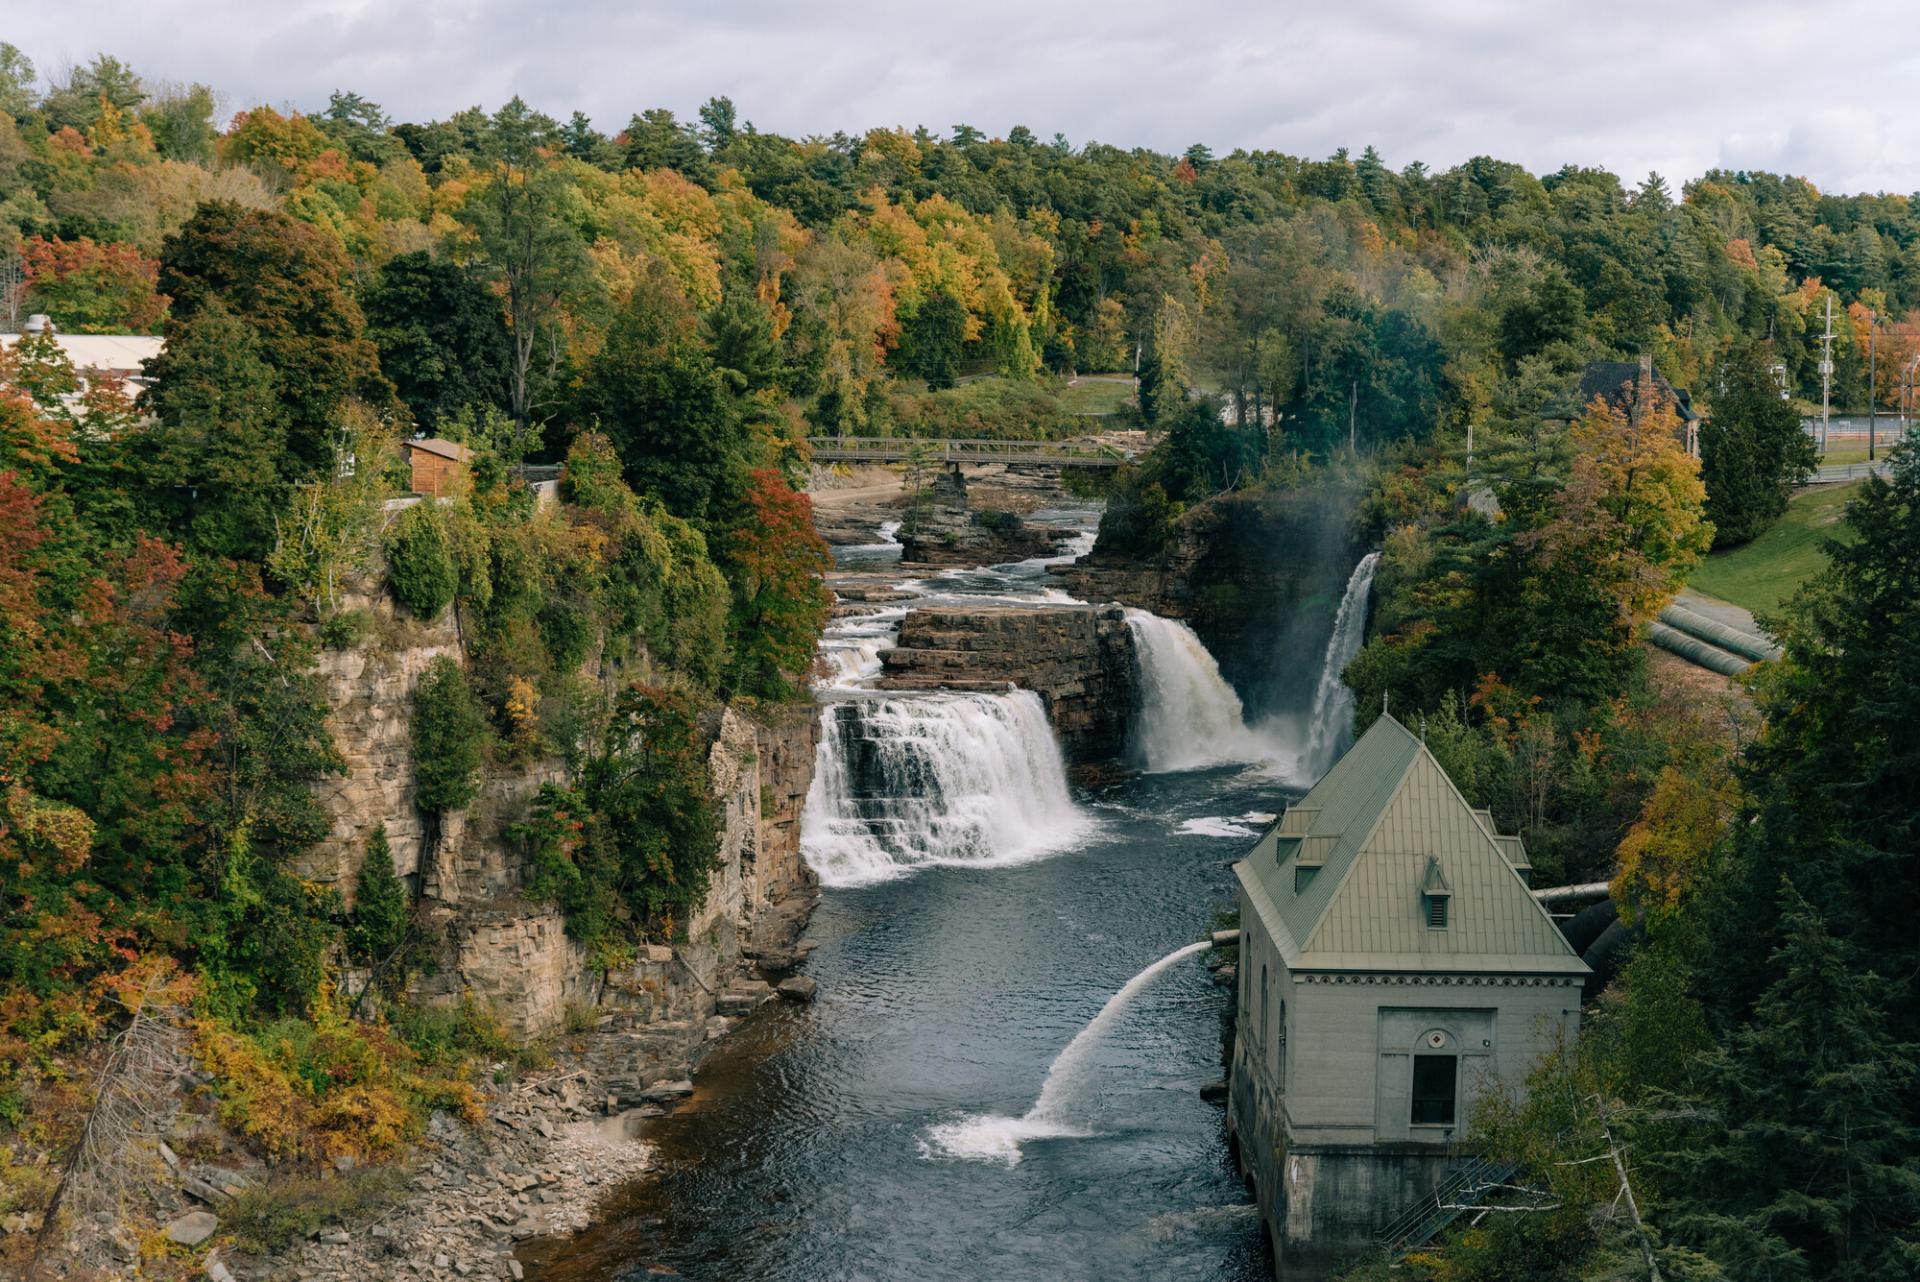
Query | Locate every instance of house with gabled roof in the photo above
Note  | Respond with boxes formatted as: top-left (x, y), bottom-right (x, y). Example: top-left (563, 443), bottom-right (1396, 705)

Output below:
top-left (1228, 713), bottom-right (1587, 1277)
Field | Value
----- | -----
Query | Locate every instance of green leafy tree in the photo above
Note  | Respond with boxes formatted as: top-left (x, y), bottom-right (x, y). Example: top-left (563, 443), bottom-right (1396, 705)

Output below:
top-left (410, 657), bottom-right (487, 814)
top-left (156, 201), bottom-right (391, 476)
top-left (0, 43), bottom-right (35, 119)
top-left (459, 99), bottom-right (586, 432)
top-left (582, 279), bottom-right (749, 524)
top-left (385, 502), bottom-right (458, 618)
top-left (361, 252), bottom-right (510, 429)
top-left (141, 83), bottom-right (218, 162)
top-left (41, 55), bottom-right (144, 133)
top-left (517, 685), bottom-right (719, 946)
top-left (898, 289), bottom-right (968, 390)
top-left (1699, 340), bottom-right (1817, 547)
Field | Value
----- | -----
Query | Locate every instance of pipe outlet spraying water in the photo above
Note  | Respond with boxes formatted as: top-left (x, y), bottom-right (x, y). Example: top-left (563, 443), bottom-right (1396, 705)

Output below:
top-left (922, 939), bottom-right (1212, 1165)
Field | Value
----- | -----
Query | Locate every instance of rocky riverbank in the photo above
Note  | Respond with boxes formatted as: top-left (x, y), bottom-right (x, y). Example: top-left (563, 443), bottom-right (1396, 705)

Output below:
top-left (249, 979), bottom-right (812, 1282)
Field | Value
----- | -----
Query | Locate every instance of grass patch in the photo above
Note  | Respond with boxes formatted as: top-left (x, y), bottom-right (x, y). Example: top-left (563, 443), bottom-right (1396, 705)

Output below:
top-left (1054, 376), bottom-right (1136, 416)
top-left (1690, 481), bottom-right (1860, 615)
top-left (223, 1166), bottom-right (410, 1253)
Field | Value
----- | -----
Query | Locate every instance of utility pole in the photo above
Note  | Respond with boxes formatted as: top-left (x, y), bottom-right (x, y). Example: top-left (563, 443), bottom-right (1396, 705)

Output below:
top-left (1819, 293), bottom-right (1834, 455)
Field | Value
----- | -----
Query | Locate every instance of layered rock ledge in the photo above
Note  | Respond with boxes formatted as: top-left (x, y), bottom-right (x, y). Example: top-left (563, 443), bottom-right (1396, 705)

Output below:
top-left (879, 604), bottom-right (1136, 763)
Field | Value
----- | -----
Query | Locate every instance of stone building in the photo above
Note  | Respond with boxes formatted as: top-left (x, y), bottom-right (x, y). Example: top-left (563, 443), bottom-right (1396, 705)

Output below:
top-left (1229, 713), bottom-right (1588, 1277)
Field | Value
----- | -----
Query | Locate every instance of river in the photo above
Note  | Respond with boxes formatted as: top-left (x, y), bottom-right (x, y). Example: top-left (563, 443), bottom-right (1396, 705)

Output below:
top-left (523, 509), bottom-right (1377, 1281)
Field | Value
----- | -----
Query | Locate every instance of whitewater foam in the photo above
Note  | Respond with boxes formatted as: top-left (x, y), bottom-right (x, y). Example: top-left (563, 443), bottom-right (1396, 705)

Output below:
top-left (1298, 552), bottom-right (1380, 780)
top-left (1125, 611), bottom-right (1274, 771)
top-left (800, 690), bottom-right (1092, 887)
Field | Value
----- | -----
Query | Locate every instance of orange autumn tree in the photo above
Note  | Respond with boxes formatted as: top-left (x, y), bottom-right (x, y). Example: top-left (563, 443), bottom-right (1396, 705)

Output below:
top-left (723, 467), bottom-right (830, 699)
top-left (21, 237), bottom-right (168, 333)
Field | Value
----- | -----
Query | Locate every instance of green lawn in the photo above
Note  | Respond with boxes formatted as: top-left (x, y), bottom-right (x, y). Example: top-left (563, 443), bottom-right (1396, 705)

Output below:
top-left (1689, 481), bottom-right (1860, 615)
top-left (1054, 376), bottom-right (1136, 415)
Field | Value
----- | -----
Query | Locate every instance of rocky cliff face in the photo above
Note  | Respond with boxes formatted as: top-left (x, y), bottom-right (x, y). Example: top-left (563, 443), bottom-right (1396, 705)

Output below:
top-left (1052, 485), bottom-right (1367, 718)
top-left (307, 571), bottom-right (821, 1047)
top-left (879, 604), bottom-right (1136, 763)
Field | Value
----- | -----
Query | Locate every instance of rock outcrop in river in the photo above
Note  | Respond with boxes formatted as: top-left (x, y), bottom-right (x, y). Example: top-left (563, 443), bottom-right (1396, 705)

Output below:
top-left (879, 604), bottom-right (1137, 764)
top-left (898, 469), bottom-right (1078, 566)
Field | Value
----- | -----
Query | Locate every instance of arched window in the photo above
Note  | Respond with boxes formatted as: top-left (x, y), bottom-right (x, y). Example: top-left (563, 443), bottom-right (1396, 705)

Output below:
top-left (1259, 964), bottom-right (1270, 1063)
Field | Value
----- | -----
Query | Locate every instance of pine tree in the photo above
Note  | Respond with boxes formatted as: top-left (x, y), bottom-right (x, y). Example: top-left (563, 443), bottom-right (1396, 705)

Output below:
top-left (1699, 340), bottom-right (1817, 547)
top-left (345, 825), bottom-right (409, 964)
top-left (1660, 884), bottom-right (1920, 1280)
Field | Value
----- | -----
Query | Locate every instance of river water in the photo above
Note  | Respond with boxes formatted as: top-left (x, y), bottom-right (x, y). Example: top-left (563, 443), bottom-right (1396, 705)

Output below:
top-left (524, 510), bottom-right (1375, 1281)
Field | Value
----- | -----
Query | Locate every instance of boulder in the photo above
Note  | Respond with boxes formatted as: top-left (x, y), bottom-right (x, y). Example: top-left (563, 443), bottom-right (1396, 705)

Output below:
top-left (165, 1210), bottom-right (219, 1247)
top-left (777, 976), bottom-right (818, 1003)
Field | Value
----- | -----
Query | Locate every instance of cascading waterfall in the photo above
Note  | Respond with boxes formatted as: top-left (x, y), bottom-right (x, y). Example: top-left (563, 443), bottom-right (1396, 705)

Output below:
top-left (800, 690), bottom-right (1091, 887)
top-left (923, 939), bottom-right (1211, 1165)
top-left (1124, 611), bottom-right (1273, 771)
top-left (1300, 551), bottom-right (1381, 779)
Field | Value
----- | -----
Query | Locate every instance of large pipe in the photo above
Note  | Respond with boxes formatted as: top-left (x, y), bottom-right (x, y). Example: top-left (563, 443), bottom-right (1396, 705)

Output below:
top-left (1659, 604), bottom-right (1782, 663)
top-left (1531, 882), bottom-right (1612, 906)
top-left (1646, 621), bottom-right (1752, 676)
top-left (1211, 929), bottom-right (1241, 947)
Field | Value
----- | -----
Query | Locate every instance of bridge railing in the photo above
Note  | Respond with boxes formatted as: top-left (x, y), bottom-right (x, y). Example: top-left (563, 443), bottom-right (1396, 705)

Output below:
top-left (806, 437), bottom-right (1131, 467)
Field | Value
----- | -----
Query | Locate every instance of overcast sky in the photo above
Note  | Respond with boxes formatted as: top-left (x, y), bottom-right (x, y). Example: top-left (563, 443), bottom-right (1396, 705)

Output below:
top-left (15, 0), bottom-right (1920, 195)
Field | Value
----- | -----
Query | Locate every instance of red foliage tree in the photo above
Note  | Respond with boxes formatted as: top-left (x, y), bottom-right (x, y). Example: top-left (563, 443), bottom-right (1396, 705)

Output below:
top-left (723, 467), bottom-right (830, 699)
top-left (21, 237), bottom-right (169, 334)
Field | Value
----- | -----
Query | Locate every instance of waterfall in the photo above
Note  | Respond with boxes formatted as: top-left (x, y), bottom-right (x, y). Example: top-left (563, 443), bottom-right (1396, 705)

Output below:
top-left (800, 691), bottom-right (1091, 887)
top-left (1300, 551), bottom-right (1380, 779)
top-left (922, 939), bottom-right (1210, 1165)
top-left (1124, 611), bottom-right (1271, 771)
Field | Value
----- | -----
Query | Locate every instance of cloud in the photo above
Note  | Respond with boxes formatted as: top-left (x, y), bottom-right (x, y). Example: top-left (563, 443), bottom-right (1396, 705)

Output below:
top-left (13, 0), bottom-right (1920, 193)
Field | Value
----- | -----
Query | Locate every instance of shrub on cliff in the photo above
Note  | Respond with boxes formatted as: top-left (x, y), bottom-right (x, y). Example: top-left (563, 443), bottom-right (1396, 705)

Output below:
top-left (385, 503), bottom-right (458, 619)
top-left (513, 685), bottom-right (720, 950)
top-left (410, 658), bottom-right (488, 813)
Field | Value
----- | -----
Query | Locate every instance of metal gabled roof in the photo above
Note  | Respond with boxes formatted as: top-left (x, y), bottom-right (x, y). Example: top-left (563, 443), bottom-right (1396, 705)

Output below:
top-left (1235, 714), bottom-right (1588, 976)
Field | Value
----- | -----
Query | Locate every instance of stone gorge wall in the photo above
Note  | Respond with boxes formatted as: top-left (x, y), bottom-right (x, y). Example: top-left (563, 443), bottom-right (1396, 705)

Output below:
top-left (1052, 485), bottom-right (1368, 718)
top-left (305, 567), bottom-right (821, 1046)
top-left (879, 604), bottom-right (1137, 764)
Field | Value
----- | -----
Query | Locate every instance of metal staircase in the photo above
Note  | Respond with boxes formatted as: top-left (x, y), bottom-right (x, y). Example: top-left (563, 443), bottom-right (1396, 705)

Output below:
top-left (1373, 1154), bottom-right (1522, 1254)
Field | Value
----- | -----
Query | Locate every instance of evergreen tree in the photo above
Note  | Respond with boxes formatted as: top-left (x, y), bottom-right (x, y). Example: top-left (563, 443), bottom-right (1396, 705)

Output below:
top-left (898, 289), bottom-right (968, 390)
top-left (1700, 341), bottom-right (1817, 547)
top-left (133, 300), bottom-right (292, 561)
top-left (1661, 886), bottom-right (1920, 1280)
top-left (410, 657), bottom-right (487, 814)
top-left (345, 824), bottom-right (410, 964)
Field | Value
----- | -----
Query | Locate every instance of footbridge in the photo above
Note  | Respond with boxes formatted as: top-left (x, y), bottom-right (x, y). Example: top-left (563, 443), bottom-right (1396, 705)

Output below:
top-left (807, 437), bottom-right (1133, 468)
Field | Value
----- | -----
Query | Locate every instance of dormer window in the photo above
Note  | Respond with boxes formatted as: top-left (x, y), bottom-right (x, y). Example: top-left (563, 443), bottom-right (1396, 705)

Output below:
top-left (1421, 856), bottom-right (1452, 930)
top-left (1295, 864), bottom-right (1319, 894)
